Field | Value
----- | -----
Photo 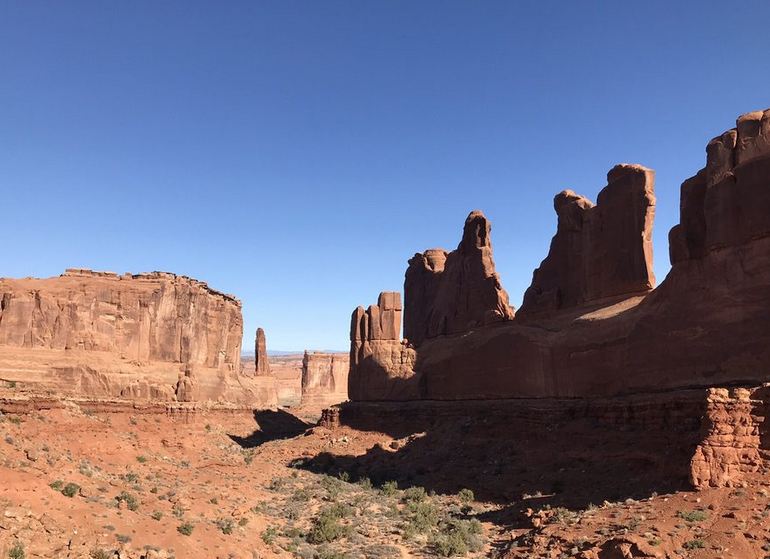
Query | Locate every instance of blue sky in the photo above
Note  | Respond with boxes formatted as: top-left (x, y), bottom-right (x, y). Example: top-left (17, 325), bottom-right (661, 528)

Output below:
top-left (2, 2), bottom-right (770, 351)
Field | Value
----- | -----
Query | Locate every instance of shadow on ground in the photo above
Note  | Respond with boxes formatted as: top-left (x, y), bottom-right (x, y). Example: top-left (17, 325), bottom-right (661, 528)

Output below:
top-left (294, 405), bottom-right (698, 530)
top-left (229, 409), bottom-right (312, 448)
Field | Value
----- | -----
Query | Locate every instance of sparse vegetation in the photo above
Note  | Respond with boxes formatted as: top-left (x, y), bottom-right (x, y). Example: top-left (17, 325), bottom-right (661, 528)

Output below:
top-left (216, 517), bottom-right (234, 535)
top-left (136, 455), bottom-right (147, 463)
top-left (115, 491), bottom-right (139, 511)
top-left (308, 504), bottom-right (353, 544)
top-left (683, 538), bottom-right (706, 550)
top-left (61, 482), bottom-right (80, 498)
top-left (177, 522), bottom-right (194, 536)
top-left (8, 542), bottom-right (25, 559)
top-left (261, 526), bottom-right (279, 544)
top-left (677, 509), bottom-right (708, 522)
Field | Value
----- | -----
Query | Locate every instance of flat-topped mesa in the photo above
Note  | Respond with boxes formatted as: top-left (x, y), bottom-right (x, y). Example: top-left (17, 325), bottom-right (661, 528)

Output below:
top-left (349, 292), bottom-right (417, 401)
top-left (670, 109), bottom-right (770, 263)
top-left (519, 164), bottom-right (656, 316)
top-left (300, 351), bottom-right (350, 408)
top-left (255, 327), bottom-right (271, 376)
top-left (0, 269), bottom-right (278, 406)
top-left (404, 210), bottom-right (514, 347)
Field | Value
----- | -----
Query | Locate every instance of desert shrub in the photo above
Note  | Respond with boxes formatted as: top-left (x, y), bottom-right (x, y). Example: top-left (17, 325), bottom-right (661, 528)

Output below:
top-left (683, 539), bottom-right (706, 550)
top-left (307, 505), bottom-right (352, 544)
top-left (115, 491), bottom-right (139, 511)
top-left (177, 522), bottom-right (194, 536)
top-left (115, 534), bottom-right (131, 544)
top-left (49, 480), bottom-right (64, 491)
top-left (457, 488), bottom-right (474, 504)
top-left (151, 511), bottom-right (163, 521)
top-left (89, 549), bottom-right (112, 559)
top-left (362, 544), bottom-right (401, 559)
top-left (380, 480), bottom-right (398, 496)
top-left (8, 543), bottom-right (25, 559)
top-left (261, 526), bottom-right (279, 544)
top-left (402, 486), bottom-right (427, 503)
top-left (216, 517), bottom-right (234, 535)
top-left (61, 482), bottom-right (80, 498)
top-left (403, 500), bottom-right (440, 533)
top-left (122, 472), bottom-right (139, 483)
top-left (136, 455), bottom-right (147, 463)
top-left (429, 518), bottom-right (483, 557)
top-left (357, 477), bottom-right (373, 490)
top-left (677, 510), bottom-right (707, 522)
top-left (321, 475), bottom-right (345, 500)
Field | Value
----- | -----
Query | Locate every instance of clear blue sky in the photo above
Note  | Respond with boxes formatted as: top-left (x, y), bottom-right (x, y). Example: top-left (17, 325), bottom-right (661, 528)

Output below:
top-left (2, 2), bottom-right (770, 351)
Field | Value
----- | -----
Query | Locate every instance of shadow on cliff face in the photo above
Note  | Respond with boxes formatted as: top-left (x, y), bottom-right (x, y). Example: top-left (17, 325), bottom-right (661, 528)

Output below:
top-left (295, 402), bottom-right (702, 528)
top-left (228, 409), bottom-right (312, 448)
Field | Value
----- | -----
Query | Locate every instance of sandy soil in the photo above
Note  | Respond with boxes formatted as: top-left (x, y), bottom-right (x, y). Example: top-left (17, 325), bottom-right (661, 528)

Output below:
top-left (1, 403), bottom-right (769, 559)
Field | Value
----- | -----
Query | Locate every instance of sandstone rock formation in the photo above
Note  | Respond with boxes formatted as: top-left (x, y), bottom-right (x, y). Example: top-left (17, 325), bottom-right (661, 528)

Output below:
top-left (347, 108), bottom-right (770, 405)
top-left (519, 164), bottom-right (656, 316)
top-left (0, 269), bottom-right (242, 368)
top-left (300, 351), bottom-right (349, 409)
top-left (349, 292), bottom-right (416, 401)
top-left (255, 327), bottom-right (271, 376)
top-left (404, 210), bottom-right (514, 346)
top-left (0, 269), bottom-right (277, 407)
top-left (175, 364), bottom-right (199, 403)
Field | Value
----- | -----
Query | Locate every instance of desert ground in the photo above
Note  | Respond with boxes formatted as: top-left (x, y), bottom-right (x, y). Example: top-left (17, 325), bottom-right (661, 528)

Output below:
top-left (2, 398), bottom-right (770, 559)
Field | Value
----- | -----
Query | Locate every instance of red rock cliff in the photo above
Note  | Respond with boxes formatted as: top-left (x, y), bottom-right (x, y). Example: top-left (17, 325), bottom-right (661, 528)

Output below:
top-left (520, 164), bottom-right (656, 316)
top-left (0, 269), bottom-right (277, 406)
top-left (347, 108), bottom-right (770, 401)
top-left (404, 211), bottom-right (514, 346)
top-left (301, 351), bottom-right (349, 408)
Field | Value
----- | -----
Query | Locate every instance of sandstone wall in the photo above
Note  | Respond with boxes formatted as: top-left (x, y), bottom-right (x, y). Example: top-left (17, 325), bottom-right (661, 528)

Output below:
top-left (519, 164), bottom-right (656, 316)
top-left (349, 292), bottom-right (416, 401)
top-left (300, 351), bottom-right (349, 408)
top-left (0, 269), bottom-right (242, 369)
top-left (347, 108), bottom-right (770, 402)
top-left (0, 269), bottom-right (277, 407)
top-left (404, 211), bottom-right (514, 347)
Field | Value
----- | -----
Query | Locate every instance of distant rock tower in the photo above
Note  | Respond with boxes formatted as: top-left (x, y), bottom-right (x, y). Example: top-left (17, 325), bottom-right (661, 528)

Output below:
top-left (255, 327), bottom-right (271, 376)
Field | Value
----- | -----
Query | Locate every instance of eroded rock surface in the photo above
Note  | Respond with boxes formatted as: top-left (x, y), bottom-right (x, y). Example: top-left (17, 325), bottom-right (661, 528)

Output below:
top-left (404, 211), bottom-right (514, 347)
top-left (520, 164), bottom-right (656, 316)
top-left (0, 270), bottom-right (276, 406)
top-left (254, 327), bottom-right (271, 376)
top-left (300, 351), bottom-right (349, 408)
top-left (347, 108), bottom-right (770, 407)
top-left (349, 292), bottom-right (416, 401)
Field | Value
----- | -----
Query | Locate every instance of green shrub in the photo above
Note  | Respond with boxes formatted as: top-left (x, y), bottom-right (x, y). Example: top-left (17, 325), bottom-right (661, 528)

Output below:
top-left (677, 510), bottom-right (708, 522)
top-left (307, 505), bottom-right (352, 544)
top-left (683, 539), bottom-right (706, 550)
top-left (457, 488), bottom-right (474, 504)
top-left (8, 542), bottom-right (25, 559)
top-left (61, 482), bottom-right (80, 498)
top-left (216, 517), bottom-right (234, 535)
top-left (402, 486), bottom-right (427, 503)
top-left (261, 526), bottom-right (279, 544)
top-left (115, 491), bottom-right (139, 511)
top-left (429, 519), bottom-right (483, 557)
top-left (380, 480), bottom-right (398, 496)
top-left (89, 549), bottom-right (112, 559)
top-left (49, 480), bottom-right (63, 491)
top-left (403, 500), bottom-right (439, 533)
top-left (177, 522), bottom-right (194, 536)
top-left (136, 455), bottom-right (147, 463)
top-left (151, 511), bottom-right (163, 521)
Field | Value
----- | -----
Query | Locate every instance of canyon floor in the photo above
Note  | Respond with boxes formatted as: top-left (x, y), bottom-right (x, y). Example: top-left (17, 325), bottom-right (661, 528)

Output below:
top-left (0, 400), bottom-right (769, 559)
